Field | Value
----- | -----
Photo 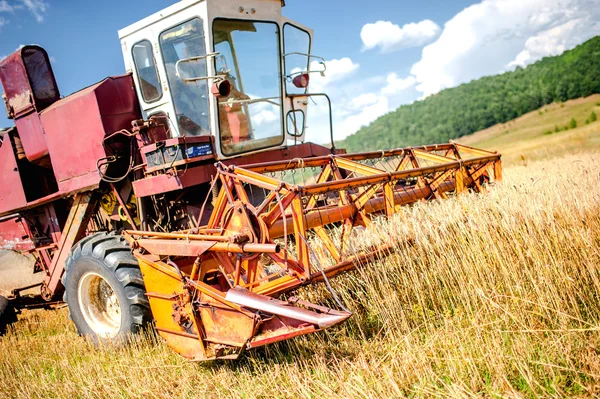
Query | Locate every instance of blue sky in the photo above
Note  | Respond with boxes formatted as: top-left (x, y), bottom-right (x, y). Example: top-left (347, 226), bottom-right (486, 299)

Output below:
top-left (1, 0), bottom-right (599, 142)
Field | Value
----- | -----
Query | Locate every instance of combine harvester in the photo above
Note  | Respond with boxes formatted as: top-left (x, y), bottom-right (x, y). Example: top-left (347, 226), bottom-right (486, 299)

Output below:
top-left (0, 0), bottom-right (501, 360)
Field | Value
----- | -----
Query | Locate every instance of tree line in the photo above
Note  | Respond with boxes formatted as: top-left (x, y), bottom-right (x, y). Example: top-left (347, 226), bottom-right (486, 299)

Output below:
top-left (339, 36), bottom-right (600, 152)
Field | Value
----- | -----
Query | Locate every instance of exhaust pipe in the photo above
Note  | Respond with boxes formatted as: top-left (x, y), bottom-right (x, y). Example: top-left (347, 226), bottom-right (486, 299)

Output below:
top-left (225, 287), bottom-right (351, 328)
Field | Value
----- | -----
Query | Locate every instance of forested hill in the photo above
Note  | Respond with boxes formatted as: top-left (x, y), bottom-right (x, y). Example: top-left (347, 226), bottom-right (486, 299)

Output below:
top-left (340, 35), bottom-right (600, 152)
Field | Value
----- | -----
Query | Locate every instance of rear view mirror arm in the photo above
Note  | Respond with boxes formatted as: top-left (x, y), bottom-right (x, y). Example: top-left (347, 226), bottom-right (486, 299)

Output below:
top-left (283, 53), bottom-right (327, 79)
top-left (176, 52), bottom-right (226, 82)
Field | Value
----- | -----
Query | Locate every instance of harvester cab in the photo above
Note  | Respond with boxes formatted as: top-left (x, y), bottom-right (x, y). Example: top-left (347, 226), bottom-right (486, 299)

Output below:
top-left (0, 0), bottom-right (502, 362)
top-left (119, 0), bottom-right (322, 159)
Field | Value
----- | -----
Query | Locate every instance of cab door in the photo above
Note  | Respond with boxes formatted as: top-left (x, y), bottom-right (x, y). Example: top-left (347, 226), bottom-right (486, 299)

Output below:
top-left (281, 18), bottom-right (313, 143)
top-left (124, 3), bottom-right (212, 138)
top-left (126, 33), bottom-right (177, 134)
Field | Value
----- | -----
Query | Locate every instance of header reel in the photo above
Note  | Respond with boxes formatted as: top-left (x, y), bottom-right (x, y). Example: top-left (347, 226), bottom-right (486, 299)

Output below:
top-left (125, 142), bottom-right (501, 360)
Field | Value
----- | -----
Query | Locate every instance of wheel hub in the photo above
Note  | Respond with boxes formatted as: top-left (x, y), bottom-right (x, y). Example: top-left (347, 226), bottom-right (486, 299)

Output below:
top-left (77, 272), bottom-right (121, 338)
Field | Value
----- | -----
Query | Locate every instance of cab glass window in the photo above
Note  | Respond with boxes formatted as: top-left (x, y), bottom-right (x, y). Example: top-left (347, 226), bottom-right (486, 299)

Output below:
top-left (160, 18), bottom-right (210, 136)
top-left (283, 24), bottom-right (311, 95)
top-left (132, 40), bottom-right (162, 103)
top-left (213, 19), bottom-right (283, 155)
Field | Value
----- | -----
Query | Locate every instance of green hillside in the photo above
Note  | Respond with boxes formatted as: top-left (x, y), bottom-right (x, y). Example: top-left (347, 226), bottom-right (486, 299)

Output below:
top-left (340, 35), bottom-right (600, 152)
top-left (459, 94), bottom-right (600, 165)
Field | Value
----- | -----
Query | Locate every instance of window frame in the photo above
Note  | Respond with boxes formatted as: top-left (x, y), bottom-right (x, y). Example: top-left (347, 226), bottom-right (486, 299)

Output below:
top-left (131, 39), bottom-right (163, 104)
top-left (159, 16), bottom-right (211, 137)
top-left (212, 18), bottom-right (285, 157)
top-left (282, 22), bottom-right (312, 96)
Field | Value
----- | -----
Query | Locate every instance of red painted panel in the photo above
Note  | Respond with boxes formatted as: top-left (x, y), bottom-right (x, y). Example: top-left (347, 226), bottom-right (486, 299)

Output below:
top-left (0, 46), bottom-right (60, 165)
top-left (0, 216), bottom-right (34, 251)
top-left (0, 51), bottom-right (34, 117)
top-left (95, 75), bottom-right (141, 134)
top-left (0, 46), bottom-right (59, 116)
top-left (132, 143), bottom-right (334, 198)
top-left (14, 113), bottom-right (49, 162)
top-left (133, 164), bottom-right (215, 198)
top-left (41, 75), bottom-right (141, 192)
top-left (0, 131), bottom-right (27, 214)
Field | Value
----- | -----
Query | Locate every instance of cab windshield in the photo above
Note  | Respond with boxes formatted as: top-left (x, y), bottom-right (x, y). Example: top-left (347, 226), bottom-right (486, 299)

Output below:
top-left (213, 19), bottom-right (283, 155)
top-left (161, 18), bottom-right (210, 137)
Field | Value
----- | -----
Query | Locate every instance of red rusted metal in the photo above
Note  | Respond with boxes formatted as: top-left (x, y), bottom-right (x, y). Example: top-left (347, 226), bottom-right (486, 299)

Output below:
top-left (132, 142), bottom-right (336, 198)
top-left (0, 129), bottom-right (28, 214)
top-left (132, 163), bottom-right (215, 198)
top-left (123, 142), bottom-right (502, 360)
top-left (42, 193), bottom-right (96, 299)
top-left (246, 325), bottom-right (316, 349)
top-left (41, 75), bottom-right (141, 192)
top-left (0, 46), bottom-right (60, 165)
top-left (0, 215), bottom-right (34, 251)
top-left (0, 72), bottom-right (140, 220)
top-left (139, 136), bottom-right (215, 173)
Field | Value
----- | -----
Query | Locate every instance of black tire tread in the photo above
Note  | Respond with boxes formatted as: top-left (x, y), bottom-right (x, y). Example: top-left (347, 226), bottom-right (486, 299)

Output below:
top-left (62, 232), bottom-right (151, 336)
top-left (0, 295), bottom-right (17, 335)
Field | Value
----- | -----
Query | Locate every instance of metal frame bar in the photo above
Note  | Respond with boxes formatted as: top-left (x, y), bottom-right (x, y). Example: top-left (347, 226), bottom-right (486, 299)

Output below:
top-left (125, 141), bottom-right (502, 361)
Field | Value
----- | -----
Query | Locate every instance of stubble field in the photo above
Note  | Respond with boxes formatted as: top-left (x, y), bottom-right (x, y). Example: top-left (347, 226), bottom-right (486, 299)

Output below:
top-left (2, 149), bottom-right (600, 398)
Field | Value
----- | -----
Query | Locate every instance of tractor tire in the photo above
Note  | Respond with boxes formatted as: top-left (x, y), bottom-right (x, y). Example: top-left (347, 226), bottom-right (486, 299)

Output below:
top-left (0, 295), bottom-right (16, 335)
top-left (62, 232), bottom-right (151, 344)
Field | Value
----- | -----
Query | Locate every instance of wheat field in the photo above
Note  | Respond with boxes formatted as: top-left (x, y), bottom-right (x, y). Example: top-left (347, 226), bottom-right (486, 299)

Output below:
top-left (1, 152), bottom-right (600, 398)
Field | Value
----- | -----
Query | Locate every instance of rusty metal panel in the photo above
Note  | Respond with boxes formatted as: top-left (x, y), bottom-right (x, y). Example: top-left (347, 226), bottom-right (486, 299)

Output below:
top-left (0, 46), bottom-right (60, 116)
top-left (224, 142), bottom-right (333, 166)
top-left (0, 51), bottom-right (34, 117)
top-left (40, 75), bottom-right (141, 192)
top-left (94, 74), bottom-right (141, 135)
top-left (0, 46), bottom-right (60, 166)
top-left (198, 292), bottom-right (255, 347)
top-left (0, 216), bottom-right (33, 251)
top-left (14, 113), bottom-right (49, 162)
top-left (0, 46), bottom-right (60, 165)
top-left (132, 163), bottom-right (215, 198)
top-left (0, 131), bottom-right (27, 214)
top-left (131, 142), bottom-right (334, 198)
top-left (136, 256), bottom-right (208, 360)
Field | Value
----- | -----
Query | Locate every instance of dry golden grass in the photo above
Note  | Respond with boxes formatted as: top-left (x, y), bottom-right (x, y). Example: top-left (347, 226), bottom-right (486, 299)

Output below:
top-left (459, 94), bottom-right (600, 166)
top-left (2, 152), bottom-right (600, 398)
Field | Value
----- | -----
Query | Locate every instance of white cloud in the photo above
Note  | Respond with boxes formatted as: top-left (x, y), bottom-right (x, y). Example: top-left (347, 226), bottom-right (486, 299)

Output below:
top-left (410, 0), bottom-right (600, 97)
top-left (0, 16), bottom-right (6, 27)
top-left (300, 57), bottom-right (362, 143)
top-left (307, 0), bottom-right (600, 144)
top-left (20, 0), bottom-right (47, 22)
top-left (302, 57), bottom-right (419, 143)
top-left (339, 95), bottom-right (389, 139)
top-left (0, 0), bottom-right (47, 22)
top-left (507, 19), bottom-right (584, 68)
top-left (382, 73), bottom-right (417, 96)
top-left (0, 1), bottom-right (14, 12)
top-left (308, 57), bottom-right (359, 92)
top-left (252, 108), bottom-right (278, 126)
top-left (361, 20), bottom-right (441, 53)
top-left (301, 57), bottom-right (395, 142)
top-left (349, 93), bottom-right (379, 109)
